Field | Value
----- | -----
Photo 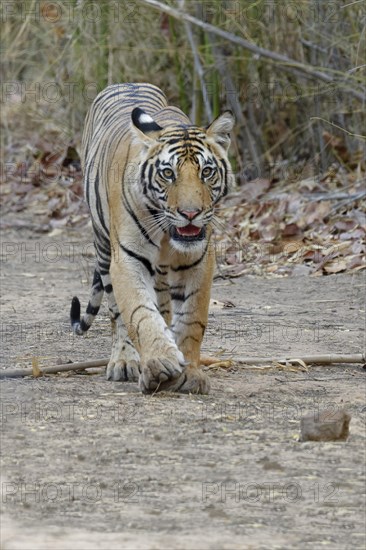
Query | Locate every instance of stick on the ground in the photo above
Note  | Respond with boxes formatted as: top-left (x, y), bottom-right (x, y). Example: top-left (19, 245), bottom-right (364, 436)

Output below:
top-left (0, 359), bottom-right (108, 379)
top-left (233, 354), bottom-right (366, 365)
top-left (0, 354), bottom-right (365, 379)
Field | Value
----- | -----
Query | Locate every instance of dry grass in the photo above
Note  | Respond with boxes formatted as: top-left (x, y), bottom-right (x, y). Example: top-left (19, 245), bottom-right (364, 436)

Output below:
top-left (2, 0), bottom-right (365, 177)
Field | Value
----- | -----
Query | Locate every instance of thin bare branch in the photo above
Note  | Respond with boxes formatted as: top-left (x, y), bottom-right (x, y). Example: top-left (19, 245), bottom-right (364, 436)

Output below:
top-left (177, 0), bottom-right (212, 122)
top-left (0, 359), bottom-right (107, 379)
top-left (207, 37), bottom-right (262, 169)
top-left (310, 117), bottom-right (366, 140)
top-left (138, 0), bottom-right (366, 102)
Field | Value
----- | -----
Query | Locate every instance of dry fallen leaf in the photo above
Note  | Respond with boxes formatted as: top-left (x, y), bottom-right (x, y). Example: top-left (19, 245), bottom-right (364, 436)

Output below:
top-left (323, 260), bottom-right (348, 274)
top-left (3, 135), bottom-right (364, 280)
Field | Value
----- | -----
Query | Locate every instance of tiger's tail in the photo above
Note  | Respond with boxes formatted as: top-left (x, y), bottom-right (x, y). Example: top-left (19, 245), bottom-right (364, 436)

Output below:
top-left (70, 268), bottom-right (104, 335)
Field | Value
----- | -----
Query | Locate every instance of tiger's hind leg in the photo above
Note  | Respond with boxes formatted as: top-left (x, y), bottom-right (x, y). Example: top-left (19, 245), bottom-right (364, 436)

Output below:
top-left (102, 274), bottom-right (141, 382)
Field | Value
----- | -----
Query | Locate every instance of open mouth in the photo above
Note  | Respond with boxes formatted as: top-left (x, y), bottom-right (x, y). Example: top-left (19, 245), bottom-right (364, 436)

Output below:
top-left (170, 224), bottom-right (206, 242)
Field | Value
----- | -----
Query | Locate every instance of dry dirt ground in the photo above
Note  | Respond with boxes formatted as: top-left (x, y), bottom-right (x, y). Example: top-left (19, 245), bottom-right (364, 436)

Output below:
top-left (0, 228), bottom-right (365, 550)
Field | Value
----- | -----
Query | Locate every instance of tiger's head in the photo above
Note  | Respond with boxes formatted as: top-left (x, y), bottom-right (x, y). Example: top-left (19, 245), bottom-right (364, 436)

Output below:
top-left (131, 107), bottom-right (235, 250)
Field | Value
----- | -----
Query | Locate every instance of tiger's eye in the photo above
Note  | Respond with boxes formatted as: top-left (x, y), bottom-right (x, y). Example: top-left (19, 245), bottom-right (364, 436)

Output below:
top-left (202, 166), bottom-right (215, 178)
top-left (161, 168), bottom-right (174, 179)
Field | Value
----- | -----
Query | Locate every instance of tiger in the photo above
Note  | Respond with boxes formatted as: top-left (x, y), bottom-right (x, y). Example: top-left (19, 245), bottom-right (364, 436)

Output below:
top-left (70, 82), bottom-right (235, 394)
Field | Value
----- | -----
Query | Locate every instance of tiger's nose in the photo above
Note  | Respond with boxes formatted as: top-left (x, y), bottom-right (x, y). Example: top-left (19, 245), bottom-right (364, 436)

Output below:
top-left (178, 208), bottom-right (202, 220)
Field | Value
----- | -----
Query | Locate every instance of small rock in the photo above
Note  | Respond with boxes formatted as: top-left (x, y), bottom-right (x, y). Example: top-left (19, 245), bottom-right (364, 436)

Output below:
top-left (262, 460), bottom-right (284, 471)
top-left (300, 409), bottom-right (351, 442)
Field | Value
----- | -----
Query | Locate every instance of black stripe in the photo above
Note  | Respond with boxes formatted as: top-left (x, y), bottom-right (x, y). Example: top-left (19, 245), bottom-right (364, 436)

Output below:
top-left (141, 160), bottom-right (149, 196)
top-left (91, 268), bottom-right (103, 289)
top-left (171, 292), bottom-right (185, 301)
top-left (181, 335), bottom-right (200, 344)
top-left (104, 284), bottom-right (113, 294)
top-left (119, 243), bottom-right (155, 276)
top-left (148, 181), bottom-right (165, 197)
top-left (171, 243), bottom-right (209, 272)
top-left (135, 315), bottom-right (150, 337)
top-left (86, 303), bottom-right (100, 315)
top-left (122, 185), bottom-right (158, 248)
top-left (151, 336), bottom-right (168, 347)
top-left (123, 204), bottom-right (158, 246)
top-left (80, 319), bottom-right (90, 331)
top-left (93, 85), bottom-right (166, 107)
top-left (167, 143), bottom-right (206, 155)
top-left (99, 86), bottom-right (165, 104)
top-left (175, 374), bottom-right (188, 391)
top-left (95, 240), bottom-right (110, 259)
top-left (179, 320), bottom-right (206, 331)
top-left (94, 172), bottom-right (109, 236)
top-left (171, 289), bottom-right (199, 301)
top-left (99, 265), bottom-right (110, 276)
top-left (167, 145), bottom-right (190, 154)
top-left (94, 224), bottom-right (110, 248)
top-left (165, 138), bottom-right (187, 146)
top-left (141, 160), bottom-right (149, 179)
top-left (221, 160), bottom-right (229, 197)
top-left (130, 304), bottom-right (157, 323)
top-left (147, 164), bottom-right (155, 191)
top-left (146, 205), bottom-right (160, 217)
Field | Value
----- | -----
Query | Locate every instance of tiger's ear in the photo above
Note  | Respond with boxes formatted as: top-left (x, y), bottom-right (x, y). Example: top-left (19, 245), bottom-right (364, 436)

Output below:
top-left (131, 107), bottom-right (163, 144)
top-left (206, 111), bottom-right (234, 150)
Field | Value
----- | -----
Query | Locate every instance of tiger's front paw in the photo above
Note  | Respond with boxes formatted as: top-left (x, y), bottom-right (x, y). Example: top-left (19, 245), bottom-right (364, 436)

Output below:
top-left (106, 359), bottom-right (140, 382)
top-left (158, 367), bottom-right (210, 395)
top-left (106, 343), bottom-right (141, 382)
top-left (138, 355), bottom-right (185, 394)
